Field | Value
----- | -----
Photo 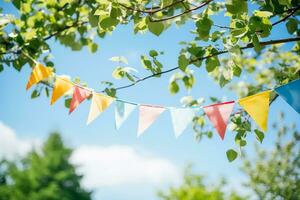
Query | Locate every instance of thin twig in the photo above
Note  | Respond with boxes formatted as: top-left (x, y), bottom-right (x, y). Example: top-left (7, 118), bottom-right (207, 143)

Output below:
top-left (149, 0), bottom-right (213, 22)
top-left (119, 0), bottom-right (185, 14)
top-left (272, 5), bottom-right (300, 26)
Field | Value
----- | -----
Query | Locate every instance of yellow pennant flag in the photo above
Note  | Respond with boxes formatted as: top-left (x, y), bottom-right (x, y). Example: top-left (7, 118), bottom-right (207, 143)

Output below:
top-left (238, 90), bottom-right (271, 132)
top-left (50, 77), bottom-right (74, 105)
top-left (87, 93), bottom-right (114, 125)
top-left (26, 63), bottom-right (53, 90)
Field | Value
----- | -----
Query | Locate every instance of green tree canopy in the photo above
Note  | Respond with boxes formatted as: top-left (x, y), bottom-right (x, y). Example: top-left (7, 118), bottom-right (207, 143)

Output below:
top-left (157, 165), bottom-right (245, 200)
top-left (242, 113), bottom-right (300, 199)
top-left (0, 132), bottom-right (91, 200)
top-left (1, 0), bottom-right (300, 161)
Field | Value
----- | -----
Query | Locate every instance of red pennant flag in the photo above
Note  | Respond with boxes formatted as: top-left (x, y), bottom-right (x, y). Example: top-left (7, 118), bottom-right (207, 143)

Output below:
top-left (69, 86), bottom-right (91, 114)
top-left (203, 101), bottom-right (235, 140)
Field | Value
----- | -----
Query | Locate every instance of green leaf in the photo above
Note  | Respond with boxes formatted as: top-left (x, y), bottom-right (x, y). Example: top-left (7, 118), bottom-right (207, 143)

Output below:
top-left (240, 139), bottom-right (247, 147)
top-left (148, 21), bottom-right (164, 36)
top-left (196, 16), bottom-right (213, 41)
top-left (286, 19), bottom-right (298, 34)
top-left (226, 149), bottom-right (238, 162)
top-left (31, 90), bottom-right (40, 99)
top-left (99, 17), bottom-right (119, 30)
top-left (88, 43), bottom-right (98, 53)
top-left (105, 88), bottom-right (116, 97)
top-left (225, 0), bottom-right (248, 15)
top-left (252, 34), bottom-right (262, 53)
top-left (112, 67), bottom-right (125, 79)
top-left (278, 0), bottom-right (291, 6)
top-left (205, 56), bottom-right (220, 72)
top-left (141, 55), bottom-right (152, 70)
top-left (255, 129), bottom-right (264, 143)
top-left (169, 81), bottom-right (179, 94)
top-left (232, 64), bottom-right (242, 77)
top-left (64, 98), bottom-right (72, 108)
top-left (0, 64), bottom-right (3, 72)
top-left (149, 50), bottom-right (158, 57)
top-left (254, 11), bottom-right (273, 18)
top-left (178, 54), bottom-right (189, 72)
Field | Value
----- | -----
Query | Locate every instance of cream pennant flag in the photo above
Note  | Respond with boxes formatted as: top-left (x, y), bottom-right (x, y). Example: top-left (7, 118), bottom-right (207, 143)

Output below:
top-left (170, 108), bottom-right (198, 138)
top-left (69, 86), bottom-right (91, 114)
top-left (203, 101), bottom-right (235, 140)
top-left (238, 90), bottom-right (271, 132)
top-left (137, 105), bottom-right (165, 136)
top-left (87, 93), bottom-right (114, 125)
top-left (115, 101), bottom-right (136, 129)
top-left (50, 76), bottom-right (74, 105)
top-left (26, 63), bottom-right (53, 90)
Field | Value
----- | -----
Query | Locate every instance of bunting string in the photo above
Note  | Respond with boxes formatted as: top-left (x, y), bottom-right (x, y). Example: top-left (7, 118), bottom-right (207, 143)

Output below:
top-left (25, 61), bottom-right (300, 140)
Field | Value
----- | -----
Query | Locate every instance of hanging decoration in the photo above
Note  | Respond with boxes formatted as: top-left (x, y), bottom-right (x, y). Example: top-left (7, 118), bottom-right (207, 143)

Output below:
top-left (275, 79), bottom-right (300, 115)
top-left (137, 105), bottom-right (165, 136)
top-left (238, 91), bottom-right (271, 132)
top-left (203, 101), bottom-right (235, 140)
top-left (25, 62), bottom-right (300, 139)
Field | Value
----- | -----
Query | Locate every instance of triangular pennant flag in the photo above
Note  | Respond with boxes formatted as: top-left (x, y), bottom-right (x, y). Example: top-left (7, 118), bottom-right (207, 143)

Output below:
top-left (26, 63), bottom-right (53, 90)
top-left (87, 93), bottom-right (114, 125)
top-left (50, 77), bottom-right (74, 105)
top-left (238, 90), bottom-right (271, 132)
top-left (69, 86), bottom-right (91, 114)
top-left (203, 101), bottom-right (235, 140)
top-left (115, 101), bottom-right (136, 129)
top-left (275, 79), bottom-right (300, 115)
top-left (170, 108), bottom-right (198, 138)
top-left (137, 105), bottom-right (165, 136)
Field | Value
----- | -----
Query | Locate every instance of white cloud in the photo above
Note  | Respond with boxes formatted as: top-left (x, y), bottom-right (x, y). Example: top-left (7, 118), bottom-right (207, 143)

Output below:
top-left (0, 121), bottom-right (40, 160)
top-left (71, 145), bottom-right (181, 189)
top-left (0, 121), bottom-right (181, 190)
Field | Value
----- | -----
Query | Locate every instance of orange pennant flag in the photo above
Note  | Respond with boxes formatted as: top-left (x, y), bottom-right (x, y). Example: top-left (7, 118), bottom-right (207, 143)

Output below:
top-left (69, 86), bottom-right (91, 114)
top-left (50, 77), bottom-right (74, 105)
top-left (87, 93), bottom-right (114, 125)
top-left (26, 63), bottom-right (53, 90)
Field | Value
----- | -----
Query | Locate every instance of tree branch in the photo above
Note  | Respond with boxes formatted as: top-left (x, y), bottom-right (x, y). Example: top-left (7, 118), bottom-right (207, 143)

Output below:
top-left (119, 0), bottom-right (185, 14)
top-left (272, 5), bottom-right (300, 26)
top-left (149, 0), bottom-right (213, 22)
top-left (109, 37), bottom-right (300, 92)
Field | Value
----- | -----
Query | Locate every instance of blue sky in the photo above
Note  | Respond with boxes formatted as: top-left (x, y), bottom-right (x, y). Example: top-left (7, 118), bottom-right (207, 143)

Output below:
top-left (1, 1), bottom-right (300, 200)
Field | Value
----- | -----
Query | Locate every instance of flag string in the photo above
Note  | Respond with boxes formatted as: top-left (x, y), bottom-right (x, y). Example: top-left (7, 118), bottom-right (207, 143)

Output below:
top-left (22, 53), bottom-right (300, 139)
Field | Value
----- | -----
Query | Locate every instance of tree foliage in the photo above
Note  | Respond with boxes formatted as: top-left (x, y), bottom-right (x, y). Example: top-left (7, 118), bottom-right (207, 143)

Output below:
top-left (0, 132), bottom-right (91, 200)
top-left (157, 165), bottom-right (245, 200)
top-left (1, 0), bottom-right (300, 161)
top-left (242, 113), bottom-right (300, 199)
top-left (159, 114), bottom-right (300, 199)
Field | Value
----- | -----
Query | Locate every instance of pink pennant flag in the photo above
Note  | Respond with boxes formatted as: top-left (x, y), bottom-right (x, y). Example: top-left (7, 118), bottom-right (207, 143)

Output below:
top-left (138, 105), bottom-right (165, 136)
top-left (203, 101), bottom-right (235, 140)
top-left (69, 86), bottom-right (91, 114)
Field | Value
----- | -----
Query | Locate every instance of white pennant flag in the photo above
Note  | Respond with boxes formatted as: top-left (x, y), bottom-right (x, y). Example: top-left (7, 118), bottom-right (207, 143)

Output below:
top-left (115, 101), bottom-right (136, 129)
top-left (170, 108), bottom-right (198, 138)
